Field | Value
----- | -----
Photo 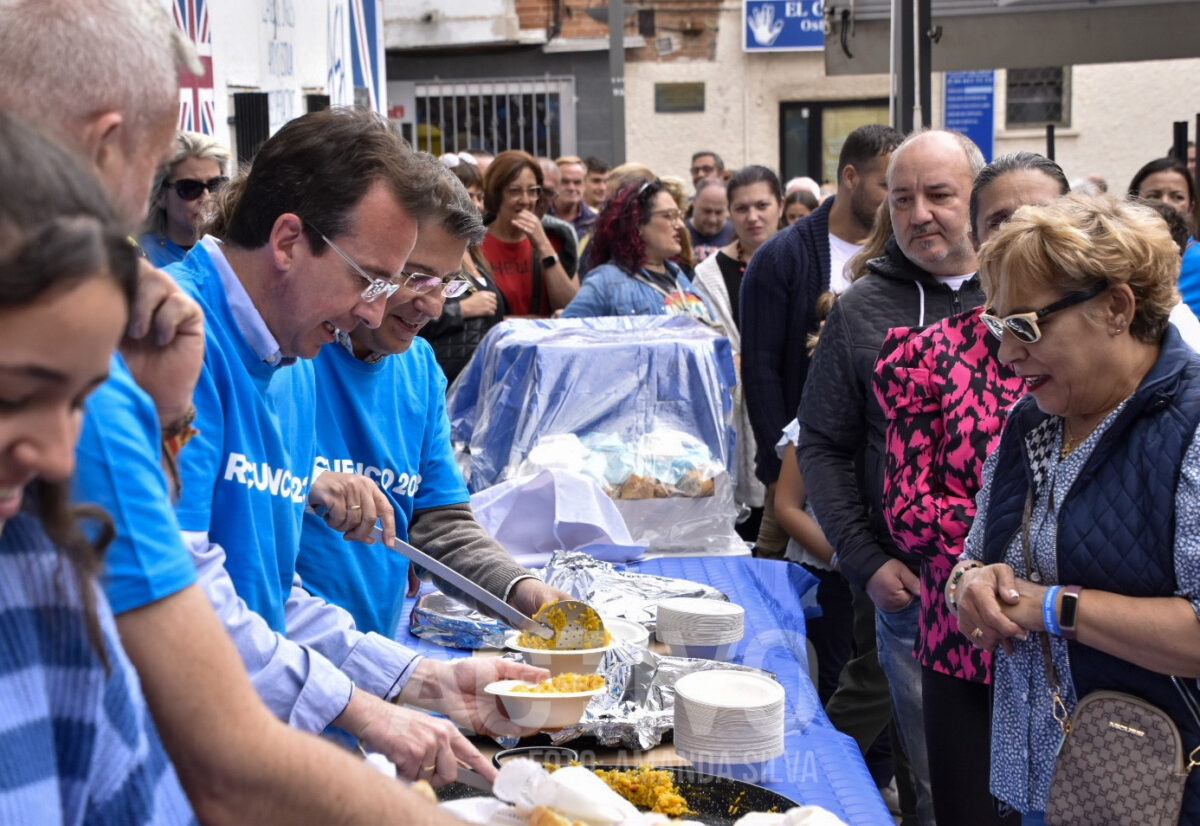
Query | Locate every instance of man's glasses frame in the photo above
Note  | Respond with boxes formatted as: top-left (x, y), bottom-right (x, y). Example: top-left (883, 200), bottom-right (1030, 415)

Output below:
top-left (314, 229), bottom-right (471, 303)
top-left (981, 281), bottom-right (1109, 344)
top-left (165, 176), bottom-right (228, 201)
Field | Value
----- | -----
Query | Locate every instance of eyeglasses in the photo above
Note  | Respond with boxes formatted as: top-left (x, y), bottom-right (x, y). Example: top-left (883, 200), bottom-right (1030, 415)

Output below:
top-left (316, 230), bottom-right (470, 302)
top-left (980, 281), bottom-right (1108, 344)
top-left (165, 176), bottom-right (228, 201)
top-left (400, 271), bottom-right (472, 298)
top-left (649, 208), bottom-right (684, 223)
top-left (504, 185), bottom-right (543, 199)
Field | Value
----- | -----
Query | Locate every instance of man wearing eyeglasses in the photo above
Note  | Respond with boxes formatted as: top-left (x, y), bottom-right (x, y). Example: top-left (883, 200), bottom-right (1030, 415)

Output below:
top-left (796, 130), bottom-right (987, 826)
top-left (689, 150), bottom-right (725, 187)
top-left (167, 106), bottom-right (547, 784)
top-left (296, 167), bottom-right (565, 645)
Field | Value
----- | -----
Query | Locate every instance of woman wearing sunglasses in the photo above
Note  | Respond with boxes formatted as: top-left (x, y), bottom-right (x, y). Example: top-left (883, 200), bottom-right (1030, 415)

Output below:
top-left (139, 131), bottom-right (230, 267)
top-left (949, 194), bottom-right (1200, 824)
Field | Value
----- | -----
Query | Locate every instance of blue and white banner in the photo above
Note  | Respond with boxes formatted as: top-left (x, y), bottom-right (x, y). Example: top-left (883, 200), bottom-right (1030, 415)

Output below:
top-left (744, 0), bottom-right (825, 52)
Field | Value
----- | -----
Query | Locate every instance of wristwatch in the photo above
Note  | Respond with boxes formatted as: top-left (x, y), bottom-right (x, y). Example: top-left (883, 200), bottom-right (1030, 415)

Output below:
top-left (542, 253), bottom-right (558, 268)
top-left (1058, 585), bottom-right (1083, 640)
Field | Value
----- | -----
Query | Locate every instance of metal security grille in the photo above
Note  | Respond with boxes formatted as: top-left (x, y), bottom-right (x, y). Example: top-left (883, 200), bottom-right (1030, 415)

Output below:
top-left (410, 76), bottom-right (576, 158)
top-left (1006, 67), bottom-right (1070, 128)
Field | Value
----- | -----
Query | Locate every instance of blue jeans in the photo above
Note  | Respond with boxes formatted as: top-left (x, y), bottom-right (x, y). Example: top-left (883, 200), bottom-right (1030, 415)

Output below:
top-left (1022, 813), bottom-right (1046, 826)
top-left (876, 597), bottom-right (934, 826)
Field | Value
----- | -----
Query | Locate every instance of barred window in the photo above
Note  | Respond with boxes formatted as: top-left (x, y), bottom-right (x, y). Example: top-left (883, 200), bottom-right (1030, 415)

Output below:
top-left (1006, 67), bottom-right (1070, 129)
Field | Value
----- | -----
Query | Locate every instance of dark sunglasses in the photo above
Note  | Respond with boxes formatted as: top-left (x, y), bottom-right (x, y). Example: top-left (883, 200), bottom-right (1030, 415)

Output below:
top-left (981, 281), bottom-right (1109, 344)
top-left (165, 176), bottom-right (228, 201)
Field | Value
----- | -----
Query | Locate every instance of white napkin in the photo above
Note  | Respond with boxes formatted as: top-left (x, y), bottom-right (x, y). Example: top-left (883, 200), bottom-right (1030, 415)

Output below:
top-left (471, 469), bottom-right (645, 567)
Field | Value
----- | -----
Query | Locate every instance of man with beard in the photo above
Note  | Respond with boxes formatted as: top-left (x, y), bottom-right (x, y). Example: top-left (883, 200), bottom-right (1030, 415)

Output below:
top-left (738, 123), bottom-right (906, 817)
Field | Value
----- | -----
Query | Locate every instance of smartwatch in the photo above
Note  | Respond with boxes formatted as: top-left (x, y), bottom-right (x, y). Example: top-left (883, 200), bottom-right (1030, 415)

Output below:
top-left (1058, 585), bottom-right (1083, 640)
top-left (542, 254), bottom-right (558, 269)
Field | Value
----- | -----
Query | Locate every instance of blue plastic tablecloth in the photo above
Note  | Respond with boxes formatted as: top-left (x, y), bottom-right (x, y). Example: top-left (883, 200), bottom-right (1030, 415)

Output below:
top-left (399, 555), bottom-right (891, 825)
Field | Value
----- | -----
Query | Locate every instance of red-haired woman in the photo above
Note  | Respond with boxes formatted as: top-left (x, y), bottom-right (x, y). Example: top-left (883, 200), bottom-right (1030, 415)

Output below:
top-left (480, 149), bottom-right (578, 316)
top-left (561, 179), bottom-right (715, 322)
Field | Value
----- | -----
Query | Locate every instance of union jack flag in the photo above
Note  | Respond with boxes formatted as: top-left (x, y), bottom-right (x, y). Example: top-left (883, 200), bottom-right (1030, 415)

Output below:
top-left (174, 0), bottom-right (215, 135)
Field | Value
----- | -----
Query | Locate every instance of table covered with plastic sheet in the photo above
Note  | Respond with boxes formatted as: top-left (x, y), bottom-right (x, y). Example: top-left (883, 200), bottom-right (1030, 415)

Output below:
top-left (398, 555), bottom-right (891, 826)
top-left (446, 316), bottom-right (737, 493)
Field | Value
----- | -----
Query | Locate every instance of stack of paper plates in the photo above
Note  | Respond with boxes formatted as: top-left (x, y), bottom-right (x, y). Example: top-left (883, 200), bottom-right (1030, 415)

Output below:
top-left (655, 598), bottom-right (744, 645)
top-left (673, 670), bottom-right (785, 766)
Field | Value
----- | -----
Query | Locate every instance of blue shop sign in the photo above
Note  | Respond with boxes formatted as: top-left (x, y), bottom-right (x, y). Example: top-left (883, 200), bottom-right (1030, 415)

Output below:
top-left (945, 70), bottom-right (996, 162)
top-left (744, 0), bottom-right (825, 52)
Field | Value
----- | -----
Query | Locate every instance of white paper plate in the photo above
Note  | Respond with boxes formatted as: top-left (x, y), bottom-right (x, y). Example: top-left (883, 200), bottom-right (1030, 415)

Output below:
top-left (674, 670), bottom-right (785, 709)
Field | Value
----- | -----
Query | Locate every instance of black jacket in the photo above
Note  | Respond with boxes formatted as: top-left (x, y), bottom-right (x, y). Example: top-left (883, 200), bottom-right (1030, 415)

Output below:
top-left (419, 254), bottom-right (507, 385)
top-left (796, 237), bottom-right (985, 590)
top-left (739, 198), bottom-right (833, 483)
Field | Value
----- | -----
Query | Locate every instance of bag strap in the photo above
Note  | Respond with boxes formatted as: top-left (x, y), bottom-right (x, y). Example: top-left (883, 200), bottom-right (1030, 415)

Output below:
top-left (1020, 490), bottom-right (1073, 733)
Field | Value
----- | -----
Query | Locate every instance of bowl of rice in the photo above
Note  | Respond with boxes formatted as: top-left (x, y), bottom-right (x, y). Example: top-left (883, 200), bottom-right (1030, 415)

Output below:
top-left (486, 673), bottom-right (606, 729)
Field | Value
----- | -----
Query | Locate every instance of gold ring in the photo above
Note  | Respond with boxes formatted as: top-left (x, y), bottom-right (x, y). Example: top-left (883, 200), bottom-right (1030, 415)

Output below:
top-left (971, 627), bottom-right (985, 639)
top-left (348, 504), bottom-right (362, 510)
top-left (422, 764), bottom-right (436, 772)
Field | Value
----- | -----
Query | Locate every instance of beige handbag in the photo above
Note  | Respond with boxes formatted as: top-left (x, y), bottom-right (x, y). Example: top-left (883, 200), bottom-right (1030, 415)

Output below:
top-left (1017, 491), bottom-right (1200, 826)
top-left (1043, 682), bottom-right (1199, 826)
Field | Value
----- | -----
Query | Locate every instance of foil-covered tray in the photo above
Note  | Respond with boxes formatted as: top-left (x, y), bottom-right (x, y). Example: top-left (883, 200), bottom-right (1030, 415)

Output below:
top-left (408, 550), bottom-right (728, 648)
top-left (538, 636), bottom-right (776, 751)
top-left (409, 550), bottom-right (760, 749)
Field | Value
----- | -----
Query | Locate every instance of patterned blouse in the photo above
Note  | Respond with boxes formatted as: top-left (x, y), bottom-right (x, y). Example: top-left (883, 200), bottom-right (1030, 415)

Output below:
top-left (874, 307), bottom-right (1024, 681)
top-left (962, 405), bottom-right (1200, 813)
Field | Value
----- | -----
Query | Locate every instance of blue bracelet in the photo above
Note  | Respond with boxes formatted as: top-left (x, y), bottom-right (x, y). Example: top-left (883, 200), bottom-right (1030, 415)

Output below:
top-left (1042, 585), bottom-right (1063, 636)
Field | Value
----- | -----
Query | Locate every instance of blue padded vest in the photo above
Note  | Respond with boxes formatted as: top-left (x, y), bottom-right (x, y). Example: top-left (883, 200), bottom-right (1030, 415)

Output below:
top-left (982, 326), bottom-right (1200, 823)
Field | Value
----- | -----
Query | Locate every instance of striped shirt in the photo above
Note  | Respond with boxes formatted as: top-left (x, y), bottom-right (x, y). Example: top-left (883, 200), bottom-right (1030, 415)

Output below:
top-left (0, 509), bottom-right (195, 826)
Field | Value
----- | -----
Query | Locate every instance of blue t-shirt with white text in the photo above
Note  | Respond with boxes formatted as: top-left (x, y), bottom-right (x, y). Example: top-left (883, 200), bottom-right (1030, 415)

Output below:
top-left (169, 243), bottom-right (316, 632)
top-left (296, 339), bottom-right (468, 637)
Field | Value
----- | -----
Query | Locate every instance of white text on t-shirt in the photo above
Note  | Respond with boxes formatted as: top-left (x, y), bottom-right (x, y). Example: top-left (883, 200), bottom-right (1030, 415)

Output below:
top-left (313, 455), bottom-right (423, 499)
top-left (222, 452), bottom-right (310, 503)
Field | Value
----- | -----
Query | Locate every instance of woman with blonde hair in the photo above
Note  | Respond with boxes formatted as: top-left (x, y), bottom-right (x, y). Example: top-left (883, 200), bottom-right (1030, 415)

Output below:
top-left (139, 130), bottom-right (230, 266)
top-left (953, 193), bottom-right (1200, 823)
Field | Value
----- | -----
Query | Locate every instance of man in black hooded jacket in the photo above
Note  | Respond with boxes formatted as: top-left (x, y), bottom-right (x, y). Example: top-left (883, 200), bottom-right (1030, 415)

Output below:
top-left (797, 130), bottom-right (986, 826)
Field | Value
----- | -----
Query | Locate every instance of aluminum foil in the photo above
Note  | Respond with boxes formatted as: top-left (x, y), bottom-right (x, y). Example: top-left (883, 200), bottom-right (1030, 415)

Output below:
top-left (410, 592), bottom-right (510, 650)
top-left (409, 549), bottom-right (728, 649)
top-left (541, 550), bottom-right (727, 632)
top-left (541, 640), bottom-right (777, 751)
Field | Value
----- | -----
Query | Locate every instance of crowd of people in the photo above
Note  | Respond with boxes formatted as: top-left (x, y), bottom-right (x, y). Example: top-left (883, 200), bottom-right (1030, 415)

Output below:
top-left (2, 1), bottom-right (1200, 825)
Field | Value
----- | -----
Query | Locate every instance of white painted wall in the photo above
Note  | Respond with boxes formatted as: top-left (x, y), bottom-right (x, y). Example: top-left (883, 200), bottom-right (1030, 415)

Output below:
top-left (383, 0), bottom-right (520, 49)
top-left (988, 59), bottom-right (1200, 192)
top-left (625, 4), bottom-right (1198, 193)
top-left (624, 5), bottom-right (888, 186)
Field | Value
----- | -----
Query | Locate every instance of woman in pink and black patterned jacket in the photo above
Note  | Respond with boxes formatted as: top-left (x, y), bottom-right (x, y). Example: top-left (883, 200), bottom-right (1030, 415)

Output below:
top-left (873, 153), bottom-right (1070, 825)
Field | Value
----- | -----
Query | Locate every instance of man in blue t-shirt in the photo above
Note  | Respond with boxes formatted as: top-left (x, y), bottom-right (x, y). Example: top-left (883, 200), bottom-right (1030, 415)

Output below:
top-left (5, 0), bottom-right (493, 818)
top-left (297, 173), bottom-right (564, 641)
top-left (170, 108), bottom-right (544, 783)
